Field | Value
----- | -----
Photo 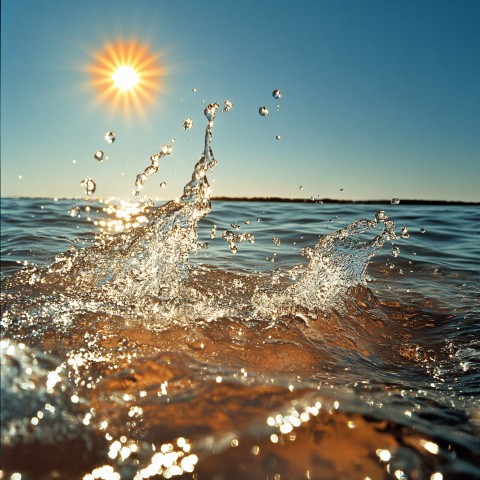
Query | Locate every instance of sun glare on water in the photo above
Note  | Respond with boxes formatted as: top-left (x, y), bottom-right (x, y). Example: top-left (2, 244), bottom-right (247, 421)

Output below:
top-left (89, 40), bottom-right (166, 117)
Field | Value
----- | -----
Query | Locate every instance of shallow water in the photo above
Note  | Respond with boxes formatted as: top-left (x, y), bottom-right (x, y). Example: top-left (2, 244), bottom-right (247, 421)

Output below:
top-left (1, 111), bottom-right (479, 479)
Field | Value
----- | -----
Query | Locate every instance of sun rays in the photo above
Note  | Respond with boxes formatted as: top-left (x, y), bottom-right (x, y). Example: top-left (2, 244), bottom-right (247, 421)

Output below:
top-left (88, 39), bottom-right (166, 118)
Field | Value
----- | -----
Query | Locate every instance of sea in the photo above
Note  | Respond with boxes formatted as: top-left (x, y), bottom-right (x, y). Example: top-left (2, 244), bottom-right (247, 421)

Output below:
top-left (1, 104), bottom-right (479, 480)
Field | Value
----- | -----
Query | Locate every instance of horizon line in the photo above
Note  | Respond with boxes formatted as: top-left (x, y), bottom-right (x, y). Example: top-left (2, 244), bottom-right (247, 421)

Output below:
top-left (1, 195), bottom-right (479, 206)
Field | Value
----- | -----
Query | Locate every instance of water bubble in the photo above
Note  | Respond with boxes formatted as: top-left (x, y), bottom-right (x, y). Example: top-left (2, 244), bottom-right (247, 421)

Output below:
top-left (391, 197), bottom-right (400, 205)
top-left (94, 151), bottom-right (104, 162)
top-left (160, 182), bottom-right (167, 188)
top-left (258, 106), bottom-right (269, 116)
top-left (105, 131), bottom-right (115, 143)
top-left (80, 178), bottom-right (96, 196)
top-left (272, 89), bottom-right (282, 99)
top-left (183, 118), bottom-right (193, 130)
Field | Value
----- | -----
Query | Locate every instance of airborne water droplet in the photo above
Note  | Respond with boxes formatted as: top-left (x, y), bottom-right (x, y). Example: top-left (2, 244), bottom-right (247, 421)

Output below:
top-left (272, 89), bottom-right (282, 99)
top-left (183, 118), bottom-right (193, 130)
top-left (192, 87), bottom-right (197, 93)
top-left (222, 100), bottom-right (233, 113)
top-left (276, 135), bottom-right (281, 140)
top-left (391, 197), bottom-right (400, 205)
top-left (94, 151), bottom-right (104, 162)
top-left (105, 131), bottom-right (116, 144)
top-left (204, 103), bottom-right (219, 121)
top-left (80, 178), bottom-right (96, 196)
top-left (258, 106), bottom-right (269, 116)
top-left (160, 182), bottom-right (166, 188)
top-left (420, 227), bottom-right (426, 234)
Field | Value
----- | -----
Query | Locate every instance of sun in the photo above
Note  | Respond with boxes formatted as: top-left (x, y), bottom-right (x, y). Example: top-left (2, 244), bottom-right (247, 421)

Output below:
top-left (88, 39), bottom-right (166, 117)
top-left (112, 65), bottom-right (139, 91)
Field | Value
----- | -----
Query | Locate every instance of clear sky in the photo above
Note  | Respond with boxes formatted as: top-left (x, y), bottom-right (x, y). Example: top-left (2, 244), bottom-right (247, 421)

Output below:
top-left (2, 0), bottom-right (479, 201)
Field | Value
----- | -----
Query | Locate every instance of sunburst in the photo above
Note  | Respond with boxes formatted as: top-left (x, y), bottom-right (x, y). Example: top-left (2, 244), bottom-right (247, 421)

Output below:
top-left (89, 39), bottom-right (166, 117)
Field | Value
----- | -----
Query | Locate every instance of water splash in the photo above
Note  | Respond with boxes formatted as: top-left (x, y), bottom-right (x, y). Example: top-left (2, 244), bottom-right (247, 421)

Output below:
top-left (253, 211), bottom-right (397, 316)
top-left (61, 103), bottom-right (222, 302)
top-left (133, 145), bottom-right (173, 196)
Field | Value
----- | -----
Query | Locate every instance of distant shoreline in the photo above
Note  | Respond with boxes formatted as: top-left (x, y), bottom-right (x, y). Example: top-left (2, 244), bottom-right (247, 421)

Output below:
top-left (211, 197), bottom-right (480, 206)
top-left (1, 196), bottom-right (479, 205)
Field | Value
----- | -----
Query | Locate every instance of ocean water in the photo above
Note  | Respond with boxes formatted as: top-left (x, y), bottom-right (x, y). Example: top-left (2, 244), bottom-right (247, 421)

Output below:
top-left (1, 106), bottom-right (479, 480)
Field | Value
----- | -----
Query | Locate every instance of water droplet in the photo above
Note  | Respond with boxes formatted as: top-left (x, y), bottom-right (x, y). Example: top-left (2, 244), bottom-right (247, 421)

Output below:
top-left (192, 87), bottom-right (197, 93)
top-left (420, 227), bottom-right (426, 234)
top-left (81, 178), bottom-right (96, 196)
top-left (258, 106), bottom-right (269, 116)
top-left (401, 226), bottom-right (409, 239)
top-left (94, 151), bottom-right (104, 162)
top-left (72, 159), bottom-right (77, 164)
top-left (160, 182), bottom-right (167, 188)
top-left (375, 210), bottom-right (386, 222)
top-left (272, 89), bottom-right (282, 99)
top-left (391, 246), bottom-right (400, 257)
top-left (276, 135), bottom-right (281, 140)
top-left (340, 188), bottom-right (344, 191)
top-left (299, 185), bottom-right (303, 190)
top-left (391, 197), bottom-right (400, 205)
top-left (273, 236), bottom-right (281, 246)
top-left (183, 118), bottom-right (193, 130)
top-left (18, 175), bottom-right (23, 180)
top-left (222, 100), bottom-right (233, 113)
top-left (144, 166), bottom-right (158, 177)
top-left (204, 103), bottom-right (219, 121)
top-left (105, 131), bottom-right (116, 143)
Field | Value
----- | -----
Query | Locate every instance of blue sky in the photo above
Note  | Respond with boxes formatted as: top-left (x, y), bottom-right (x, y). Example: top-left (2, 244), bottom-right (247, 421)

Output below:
top-left (2, 0), bottom-right (479, 201)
